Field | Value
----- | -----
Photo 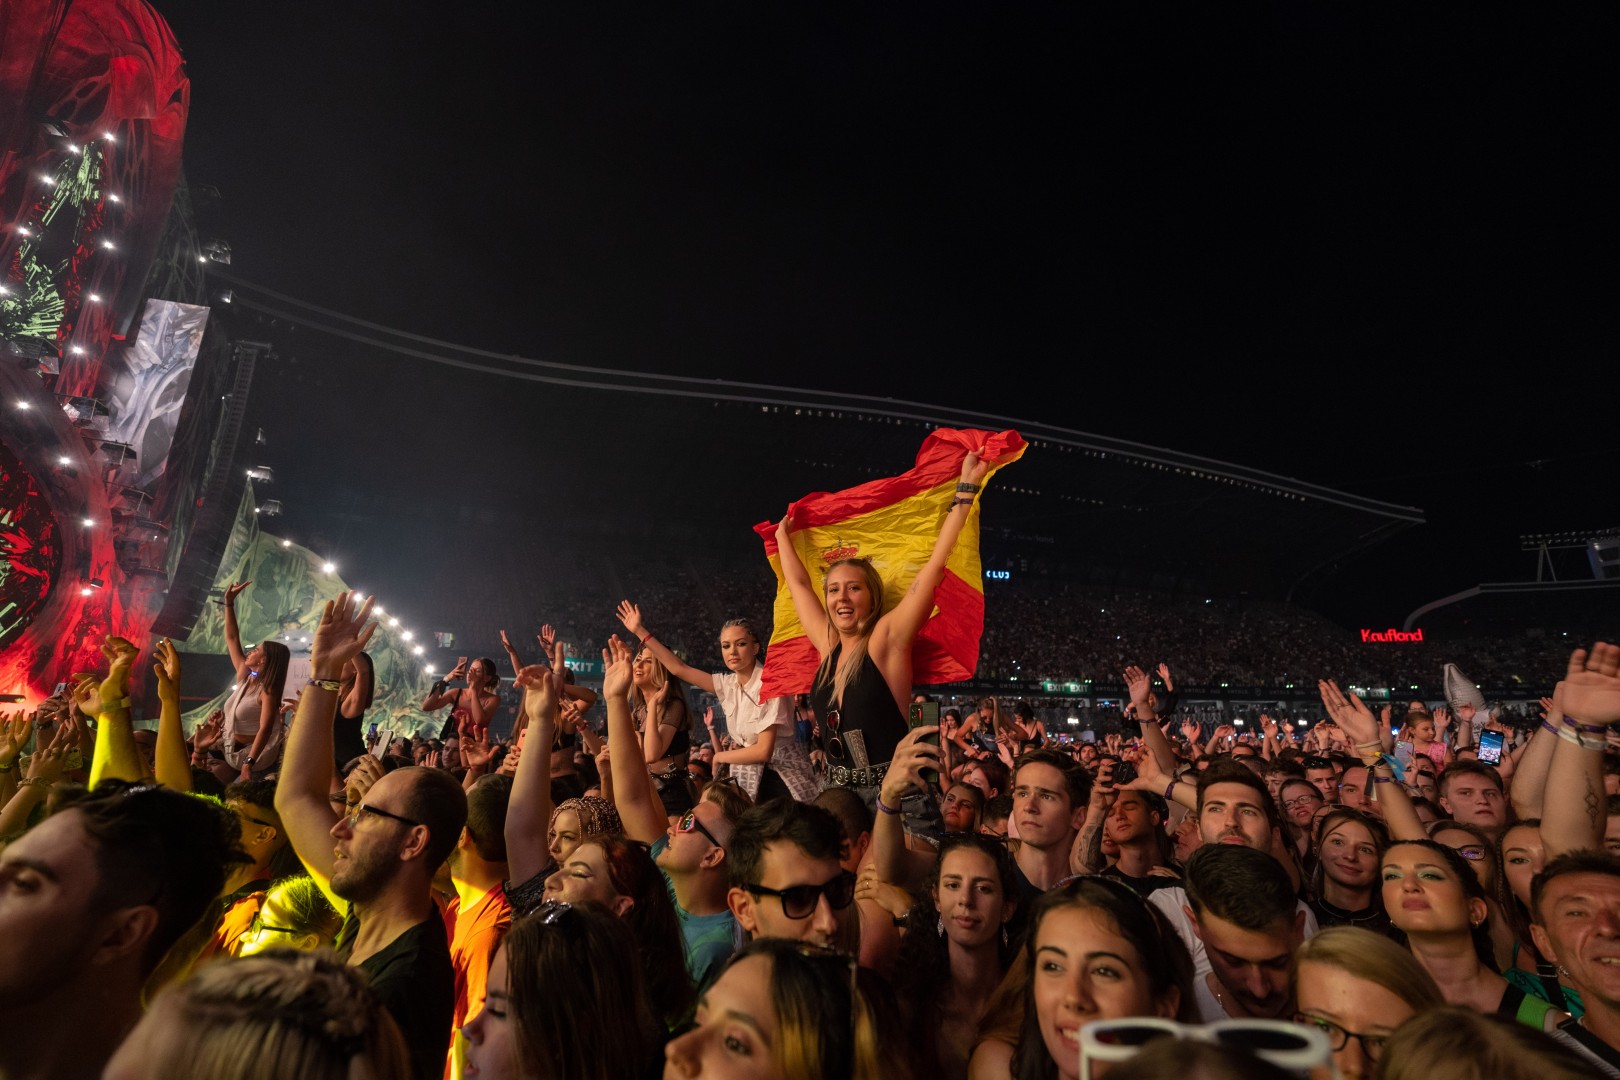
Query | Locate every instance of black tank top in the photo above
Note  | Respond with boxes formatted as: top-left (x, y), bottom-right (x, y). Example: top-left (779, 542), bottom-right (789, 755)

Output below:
top-left (811, 643), bottom-right (906, 768)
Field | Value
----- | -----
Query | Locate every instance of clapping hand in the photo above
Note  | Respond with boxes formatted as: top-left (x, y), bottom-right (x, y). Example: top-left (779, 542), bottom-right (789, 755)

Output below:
top-left (1561, 642), bottom-right (1620, 726)
top-left (152, 637), bottom-right (182, 702)
top-left (601, 635), bottom-right (635, 699)
top-left (0, 711), bottom-right (33, 770)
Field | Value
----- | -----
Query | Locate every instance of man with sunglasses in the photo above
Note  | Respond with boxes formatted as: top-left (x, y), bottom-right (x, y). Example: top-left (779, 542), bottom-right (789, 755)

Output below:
top-left (276, 590), bottom-right (467, 1080)
top-left (599, 634), bottom-right (741, 987)
top-left (196, 778), bottom-right (288, 961)
top-left (727, 798), bottom-right (854, 948)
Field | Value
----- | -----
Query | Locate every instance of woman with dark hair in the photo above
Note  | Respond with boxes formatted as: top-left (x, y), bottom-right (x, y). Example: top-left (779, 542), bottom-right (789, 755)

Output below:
top-left (894, 834), bottom-right (1020, 1080)
top-left (775, 447), bottom-right (992, 808)
top-left (333, 651), bottom-right (374, 768)
top-left (1307, 808), bottom-right (1392, 935)
top-left (1381, 839), bottom-right (1565, 1031)
top-left (617, 603), bottom-right (819, 803)
top-left (1494, 818), bottom-right (1583, 1015)
top-left (423, 655), bottom-right (503, 741)
top-left (665, 938), bottom-right (910, 1080)
top-left (462, 902), bottom-right (663, 1080)
top-left (540, 834), bottom-right (694, 1027)
top-left (969, 875), bottom-right (1193, 1080)
top-left (217, 580), bottom-right (291, 783)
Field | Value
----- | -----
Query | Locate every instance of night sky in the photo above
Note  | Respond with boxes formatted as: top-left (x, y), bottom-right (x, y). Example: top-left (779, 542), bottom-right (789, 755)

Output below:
top-left (148, 3), bottom-right (1616, 627)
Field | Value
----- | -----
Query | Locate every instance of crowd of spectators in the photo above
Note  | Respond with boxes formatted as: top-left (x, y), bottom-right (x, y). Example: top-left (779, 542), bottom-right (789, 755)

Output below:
top-left (4, 571), bottom-right (1619, 1080)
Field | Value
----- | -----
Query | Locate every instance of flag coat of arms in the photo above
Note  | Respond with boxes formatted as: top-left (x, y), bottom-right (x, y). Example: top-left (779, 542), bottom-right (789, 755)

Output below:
top-left (753, 427), bottom-right (1027, 701)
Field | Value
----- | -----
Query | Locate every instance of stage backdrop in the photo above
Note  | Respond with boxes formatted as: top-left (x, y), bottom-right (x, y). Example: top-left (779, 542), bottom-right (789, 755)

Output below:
top-left (180, 487), bottom-right (438, 737)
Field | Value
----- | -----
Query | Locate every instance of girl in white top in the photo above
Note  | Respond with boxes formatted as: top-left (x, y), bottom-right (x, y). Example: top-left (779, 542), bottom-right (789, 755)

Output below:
top-left (615, 603), bottom-right (819, 802)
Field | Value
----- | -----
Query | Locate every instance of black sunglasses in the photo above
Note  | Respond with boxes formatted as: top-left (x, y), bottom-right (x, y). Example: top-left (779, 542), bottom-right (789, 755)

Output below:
top-left (743, 870), bottom-right (857, 919)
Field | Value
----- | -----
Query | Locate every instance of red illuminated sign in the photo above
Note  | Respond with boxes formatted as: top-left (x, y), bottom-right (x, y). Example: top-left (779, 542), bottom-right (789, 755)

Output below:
top-left (1360, 628), bottom-right (1424, 643)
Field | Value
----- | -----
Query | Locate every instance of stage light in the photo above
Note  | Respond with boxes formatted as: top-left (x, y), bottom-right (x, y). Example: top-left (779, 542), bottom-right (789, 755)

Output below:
top-left (413, 646), bottom-right (425, 656)
top-left (374, 605), bottom-right (386, 615)
top-left (1296, 719), bottom-right (1308, 727)
top-left (15, 401), bottom-right (31, 410)
top-left (102, 131), bottom-right (116, 142)
top-left (321, 561), bottom-right (336, 573)
top-left (1234, 718), bottom-right (1245, 726)
top-left (69, 346), bottom-right (85, 355)
top-left (17, 227), bottom-right (31, 237)
top-left (402, 631), bottom-right (414, 642)
top-left (87, 293), bottom-right (101, 302)
top-left (197, 255), bottom-right (207, 263)
top-left (82, 518), bottom-right (94, 527)
top-left (67, 142), bottom-right (81, 154)
top-left (57, 456), bottom-right (70, 465)
top-left (425, 666), bottom-right (436, 675)
top-left (80, 586), bottom-right (92, 596)
top-left (301, 636), bottom-right (309, 644)
top-left (39, 175), bottom-right (55, 185)
top-left (101, 239), bottom-right (115, 250)
top-left (388, 617), bottom-right (400, 627)
top-left (0, 285), bottom-right (9, 295)
top-left (107, 193), bottom-right (121, 203)
top-left (281, 539), bottom-right (292, 548)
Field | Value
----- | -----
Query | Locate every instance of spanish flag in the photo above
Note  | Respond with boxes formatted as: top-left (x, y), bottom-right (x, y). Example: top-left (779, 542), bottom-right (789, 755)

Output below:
top-left (753, 427), bottom-right (1027, 701)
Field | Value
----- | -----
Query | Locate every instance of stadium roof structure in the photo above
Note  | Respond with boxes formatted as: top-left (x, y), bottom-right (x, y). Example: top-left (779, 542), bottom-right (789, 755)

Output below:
top-left (223, 277), bottom-right (1426, 628)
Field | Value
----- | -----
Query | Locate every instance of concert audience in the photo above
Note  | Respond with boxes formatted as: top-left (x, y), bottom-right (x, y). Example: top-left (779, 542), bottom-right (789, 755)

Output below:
top-left (2, 573), bottom-right (1619, 1080)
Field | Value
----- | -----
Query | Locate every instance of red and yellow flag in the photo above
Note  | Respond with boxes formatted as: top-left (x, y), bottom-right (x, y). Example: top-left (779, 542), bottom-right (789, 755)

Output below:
top-left (753, 427), bottom-right (1027, 700)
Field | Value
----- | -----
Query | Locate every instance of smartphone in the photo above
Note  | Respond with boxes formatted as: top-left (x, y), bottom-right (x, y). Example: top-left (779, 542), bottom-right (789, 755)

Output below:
top-left (908, 701), bottom-right (941, 788)
top-left (1394, 740), bottom-right (1415, 768)
top-left (372, 729), bottom-right (393, 759)
top-left (1477, 729), bottom-right (1505, 766)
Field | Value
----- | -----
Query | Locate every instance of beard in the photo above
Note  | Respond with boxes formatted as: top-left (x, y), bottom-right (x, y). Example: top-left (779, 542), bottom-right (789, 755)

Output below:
top-left (330, 842), bottom-right (396, 903)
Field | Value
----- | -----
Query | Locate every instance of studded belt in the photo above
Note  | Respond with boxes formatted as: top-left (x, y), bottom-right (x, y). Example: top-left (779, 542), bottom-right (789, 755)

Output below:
top-left (826, 761), bottom-right (890, 788)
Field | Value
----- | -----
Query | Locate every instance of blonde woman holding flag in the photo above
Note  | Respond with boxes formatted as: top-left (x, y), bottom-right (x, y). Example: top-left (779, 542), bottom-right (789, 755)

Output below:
top-left (774, 440), bottom-right (994, 815)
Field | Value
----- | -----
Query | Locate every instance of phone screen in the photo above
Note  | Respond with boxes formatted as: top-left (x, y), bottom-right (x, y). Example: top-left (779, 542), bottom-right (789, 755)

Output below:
top-left (908, 702), bottom-right (941, 787)
top-left (1477, 729), bottom-right (1505, 766)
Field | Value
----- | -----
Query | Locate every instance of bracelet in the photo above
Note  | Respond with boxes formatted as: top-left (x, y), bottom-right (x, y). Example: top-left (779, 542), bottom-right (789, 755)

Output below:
top-left (1371, 775), bottom-right (1396, 784)
top-left (17, 777), bottom-right (50, 790)
top-left (950, 497), bottom-right (973, 510)
top-left (1565, 717), bottom-right (1609, 735)
top-left (955, 482), bottom-right (981, 493)
top-left (1555, 725), bottom-right (1604, 751)
top-left (98, 696), bottom-right (133, 714)
top-left (1163, 778), bottom-right (1179, 800)
top-left (875, 796), bottom-right (901, 816)
top-left (1541, 719), bottom-right (1561, 737)
top-left (640, 633), bottom-right (654, 646)
top-left (307, 678), bottom-right (342, 692)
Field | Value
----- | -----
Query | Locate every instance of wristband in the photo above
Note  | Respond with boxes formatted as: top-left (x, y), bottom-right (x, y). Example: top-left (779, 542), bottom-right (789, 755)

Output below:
top-left (1540, 719), bottom-right (1561, 737)
top-left (1566, 717), bottom-right (1609, 735)
top-left (98, 697), bottom-right (133, 714)
top-left (17, 777), bottom-right (50, 790)
top-left (431, 679), bottom-right (449, 697)
top-left (950, 497), bottom-right (973, 509)
top-left (640, 633), bottom-right (654, 645)
top-left (955, 482), bottom-right (981, 493)
top-left (875, 796), bottom-right (901, 816)
top-left (1163, 778), bottom-right (1179, 800)
top-left (307, 678), bottom-right (342, 692)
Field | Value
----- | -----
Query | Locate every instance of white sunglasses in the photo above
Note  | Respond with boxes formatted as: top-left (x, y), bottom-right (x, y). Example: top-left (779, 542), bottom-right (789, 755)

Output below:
top-left (1079, 1017), bottom-right (1331, 1080)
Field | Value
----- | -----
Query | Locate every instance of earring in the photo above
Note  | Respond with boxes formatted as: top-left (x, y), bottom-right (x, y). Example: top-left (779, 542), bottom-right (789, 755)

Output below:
top-left (937, 914), bottom-right (946, 938)
top-left (1559, 965), bottom-right (1572, 979)
top-left (1001, 925), bottom-right (1009, 948)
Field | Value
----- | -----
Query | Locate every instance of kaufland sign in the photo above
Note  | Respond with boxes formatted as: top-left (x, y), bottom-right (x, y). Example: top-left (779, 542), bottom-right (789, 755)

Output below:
top-left (1360, 628), bottom-right (1424, 643)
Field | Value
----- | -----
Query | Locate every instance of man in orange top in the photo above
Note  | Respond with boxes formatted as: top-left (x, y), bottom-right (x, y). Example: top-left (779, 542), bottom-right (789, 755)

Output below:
top-left (446, 773), bottom-right (513, 1078)
top-left (199, 778), bottom-right (288, 962)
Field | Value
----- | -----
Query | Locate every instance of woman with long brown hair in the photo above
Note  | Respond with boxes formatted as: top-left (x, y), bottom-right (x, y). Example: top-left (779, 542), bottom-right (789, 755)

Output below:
top-left (216, 580), bottom-right (290, 783)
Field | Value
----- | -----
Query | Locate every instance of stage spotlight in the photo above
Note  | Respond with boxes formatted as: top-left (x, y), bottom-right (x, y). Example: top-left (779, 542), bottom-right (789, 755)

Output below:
top-left (281, 539), bottom-right (292, 548)
top-left (87, 293), bottom-right (101, 302)
top-left (321, 561), bottom-right (336, 573)
top-left (57, 456), bottom-right (70, 465)
top-left (82, 518), bottom-right (95, 527)
top-left (213, 290), bottom-right (233, 305)
top-left (402, 631), bottom-right (414, 642)
top-left (413, 645), bottom-right (425, 655)
top-left (80, 586), bottom-right (92, 596)
top-left (101, 239), bottom-right (115, 250)
top-left (388, 617), bottom-right (400, 627)
top-left (15, 401), bottom-right (31, 410)
top-left (107, 193), bottom-right (121, 203)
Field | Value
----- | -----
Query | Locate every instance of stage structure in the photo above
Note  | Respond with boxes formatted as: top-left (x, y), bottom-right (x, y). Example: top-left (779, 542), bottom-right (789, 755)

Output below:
top-left (0, 0), bottom-right (256, 710)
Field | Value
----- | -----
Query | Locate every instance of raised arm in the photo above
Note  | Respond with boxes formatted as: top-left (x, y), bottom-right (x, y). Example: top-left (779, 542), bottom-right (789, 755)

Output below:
top-left (1319, 679), bottom-right (1424, 841)
top-left (874, 449), bottom-right (991, 655)
top-left (0, 723), bottom-right (71, 838)
top-left (874, 726), bottom-right (943, 888)
top-left (1543, 645), bottom-right (1620, 857)
top-left (499, 630), bottom-right (525, 678)
top-left (88, 636), bottom-right (144, 786)
top-left (1127, 666), bottom-right (1177, 775)
top-left (222, 580), bottom-right (252, 680)
top-left (151, 638), bottom-right (191, 791)
top-left (602, 635), bottom-right (668, 846)
top-left (505, 662), bottom-right (559, 885)
top-left (1510, 693), bottom-right (1562, 819)
top-left (775, 513), bottom-right (834, 660)
top-left (275, 591), bottom-right (375, 915)
top-left (421, 657), bottom-right (467, 711)
top-left (615, 601), bottom-right (715, 692)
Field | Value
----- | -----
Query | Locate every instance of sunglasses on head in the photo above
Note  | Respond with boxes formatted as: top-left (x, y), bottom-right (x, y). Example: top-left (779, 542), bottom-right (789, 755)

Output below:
top-left (1080, 1018), bottom-right (1330, 1080)
top-left (742, 870), bottom-right (857, 919)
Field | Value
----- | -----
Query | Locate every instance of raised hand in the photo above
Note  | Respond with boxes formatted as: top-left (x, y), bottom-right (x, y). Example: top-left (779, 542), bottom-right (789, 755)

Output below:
top-left (500, 629), bottom-right (517, 653)
top-left (223, 580), bottom-right (252, 606)
top-left (959, 446), bottom-right (991, 488)
top-left (496, 744), bottom-right (522, 777)
top-left (1120, 747), bottom-right (1168, 792)
top-left (152, 637), bottom-right (182, 701)
top-left (879, 724), bottom-right (942, 804)
top-left (539, 624), bottom-right (559, 663)
top-left (461, 726), bottom-right (494, 770)
top-left (614, 601), bottom-right (646, 640)
top-left (0, 711), bottom-right (32, 769)
top-left (1318, 679), bottom-right (1378, 745)
top-left (344, 755), bottom-right (384, 806)
top-left (1157, 662), bottom-right (1176, 692)
top-left (1180, 718), bottom-right (1201, 744)
top-left (70, 673), bottom-right (98, 719)
top-left (1432, 706), bottom-right (1452, 734)
top-left (1561, 642), bottom-right (1620, 726)
top-left (25, 727), bottom-right (71, 785)
top-left (1123, 666), bottom-right (1153, 713)
top-left (311, 591), bottom-right (376, 679)
top-left (193, 711), bottom-right (224, 751)
top-left (601, 635), bottom-right (635, 700)
top-left (514, 663), bottom-right (560, 725)
top-left (1260, 714), bottom-right (1279, 740)
top-left (99, 636), bottom-right (139, 704)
